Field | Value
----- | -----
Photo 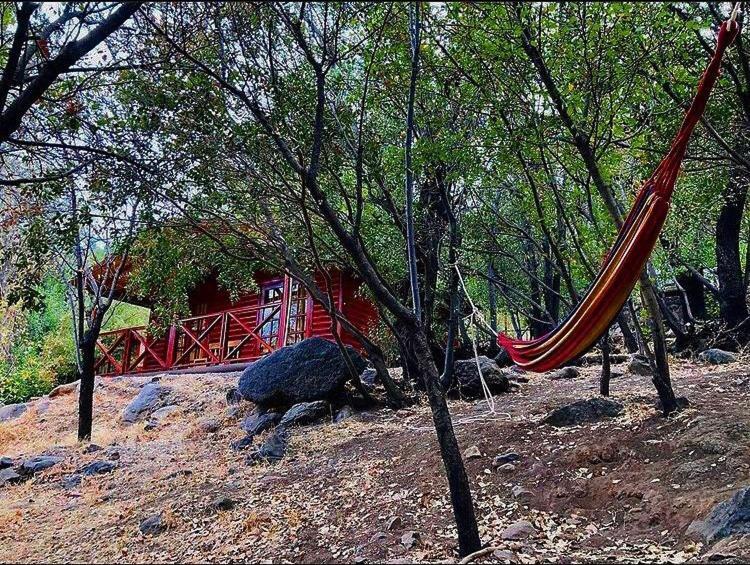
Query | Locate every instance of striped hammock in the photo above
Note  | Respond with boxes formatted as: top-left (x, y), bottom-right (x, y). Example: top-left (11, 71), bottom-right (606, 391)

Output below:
top-left (499, 19), bottom-right (739, 372)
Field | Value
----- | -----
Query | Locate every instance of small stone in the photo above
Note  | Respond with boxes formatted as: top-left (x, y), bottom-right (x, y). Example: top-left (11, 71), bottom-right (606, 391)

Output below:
top-left (627, 353), bottom-right (652, 376)
top-left (139, 513), bottom-right (165, 535)
top-left (82, 444), bottom-right (102, 454)
top-left (225, 405), bottom-right (241, 419)
top-left (400, 530), bottom-right (420, 548)
top-left (493, 451), bottom-right (521, 466)
top-left (48, 380), bottom-right (79, 398)
top-left (0, 403), bottom-right (27, 422)
top-left (497, 463), bottom-right (516, 473)
top-left (61, 474), bottom-right (82, 490)
top-left (511, 485), bottom-right (533, 502)
top-left (210, 495), bottom-right (235, 512)
top-left (230, 435), bottom-right (255, 451)
top-left (278, 401), bottom-right (330, 429)
top-left (80, 460), bottom-right (117, 476)
top-left (501, 520), bottom-right (537, 540)
top-left (225, 387), bottom-right (243, 405)
top-left (386, 516), bottom-right (403, 530)
top-left (334, 405), bottom-right (355, 423)
top-left (370, 532), bottom-right (387, 544)
top-left (0, 468), bottom-right (22, 487)
top-left (18, 455), bottom-right (63, 476)
top-left (107, 450), bottom-right (121, 461)
top-left (197, 418), bottom-right (220, 434)
top-left (548, 366), bottom-right (580, 380)
top-left (0, 456), bottom-right (13, 469)
top-left (247, 428), bottom-right (288, 465)
top-left (698, 348), bottom-right (737, 365)
top-left (492, 549), bottom-right (519, 563)
top-left (464, 445), bottom-right (482, 460)
top-left (240, 411), bottom-right (281, 436)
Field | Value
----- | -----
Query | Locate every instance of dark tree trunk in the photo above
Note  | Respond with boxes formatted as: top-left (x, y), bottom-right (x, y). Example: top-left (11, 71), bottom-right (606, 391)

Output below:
top-left (640, 276), bottom-right (678, 415)
top-left (716, 161), bottom-right (750, 331)
top-left (77, 333), bottom-right (97, 441)
top-left (617, 308), bottom-right (639, 353)
top-left (676, 271), bottom-right (707, 320)
top-left (600, 328), bottom-right (611, 397)
top-left (395, 320), bottom-right (481, 556)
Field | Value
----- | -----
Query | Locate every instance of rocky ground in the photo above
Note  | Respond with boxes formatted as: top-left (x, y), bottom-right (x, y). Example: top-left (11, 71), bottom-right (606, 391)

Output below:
top-left (1, 357), bottom-right (749, 563)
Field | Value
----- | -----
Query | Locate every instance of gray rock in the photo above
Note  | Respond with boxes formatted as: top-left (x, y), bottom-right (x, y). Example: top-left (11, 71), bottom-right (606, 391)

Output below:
top-left (464, 445), bottom-right (482, 460)
top-left (687, 487), bottom-right (750, 544)
top-left (238, 337), bottom-right (367, 407)
top-left (230, 435), bottom-right (255, 451)
top-left (334, 405), bottom-right (355, 423)
top-left (197, 418), bottom-right (220, 434)
top-left (80, 460), bottom-right (117, 476)
top-left (240, 411), bottom-right (281, 436)
top-left (61, 474), bottom-right (82, 490)
top-left (48, 380), bottom-right (79, 398)
top-left (18, 455), bottom-right (63, 476)
top-left (491, 549), bottom-right (519, 563)
top-left (225, 387), bottom-right (243, 405)
top-left (210, 495), bottom-right (235, 512)
top-left (139, 513), bottom-right (165, 535)
top-left (401, 530), bottom-right (420, 548)
top-left (699, 348), bottom-right (737, 365)
top-left (497, 463), bottom-right (516, 473)
top-left (360, 368), bottom-right (377, 388)
top-left (122, 383), bottom-right (171, 424)
top-left (451, 356), bottom-right (511, 399)
top-left (493, 452), bottom-right (521, 466)
top-left (386, 516), bottom-right (403, 530)
top-left (0, 403), bottom-right (27, 422)
top-left (511, 485), bottom-right (533, 502)
top-left (548, 366), bottom-right (580, 380)
top-left (82, 444), bottom-right (102, 454)
top-left (0, 456), bottom-right (12, 469)
top-left (278, 401), bottom-right (330, 429)
top-left (0, 468), bottom-right (22, 487)
top-left (144, 404), bottom-right (180, 430)
top-left (628, 353), bottom-right (652, 376)
top-left (542, 398), bottom-right (624, 427)
top-left (247, 428), bottom-right (289, 464)
top-left (501, 520), bottom-right (536, 540)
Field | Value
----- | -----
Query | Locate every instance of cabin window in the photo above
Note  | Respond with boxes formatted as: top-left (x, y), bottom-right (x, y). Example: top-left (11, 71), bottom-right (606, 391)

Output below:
top-left (258, 281), bottom-right (283, 351)
top-left (285, 282), bottom-right (308, 345)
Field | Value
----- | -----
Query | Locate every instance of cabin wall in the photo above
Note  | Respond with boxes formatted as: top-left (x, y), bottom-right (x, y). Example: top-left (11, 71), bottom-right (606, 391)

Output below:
top-left (132, 270), bottom-right (378, 374)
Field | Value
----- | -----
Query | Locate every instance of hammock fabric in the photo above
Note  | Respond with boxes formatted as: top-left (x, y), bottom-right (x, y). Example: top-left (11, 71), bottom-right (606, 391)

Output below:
top-left (499, 20), bottom-right (740, 373)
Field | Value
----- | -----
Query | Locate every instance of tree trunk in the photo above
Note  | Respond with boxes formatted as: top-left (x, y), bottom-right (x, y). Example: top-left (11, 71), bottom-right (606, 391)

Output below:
top-left (600, 328), bottom-right (611, 397)
top-left (676, 271), bottom-right (707, 319)
top-left (395, 320), bottom-right (481, 556)
top-left (716, 161), bottom-right (750, 331)
top-left (639, 276), bottom-right (678, 415)
top-left (77, 334), bottom-right (97, 441)
top-left (617, 308), bottom-right (639, 353)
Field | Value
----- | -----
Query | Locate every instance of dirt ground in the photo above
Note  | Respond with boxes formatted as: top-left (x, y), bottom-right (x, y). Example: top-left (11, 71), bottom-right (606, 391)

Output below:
top-left (1, 358), bottom-right (749, 563)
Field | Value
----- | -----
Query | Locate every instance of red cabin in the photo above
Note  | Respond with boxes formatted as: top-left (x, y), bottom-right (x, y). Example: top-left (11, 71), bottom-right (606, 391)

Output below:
top-left (95, 270), bottom-right (378, 376)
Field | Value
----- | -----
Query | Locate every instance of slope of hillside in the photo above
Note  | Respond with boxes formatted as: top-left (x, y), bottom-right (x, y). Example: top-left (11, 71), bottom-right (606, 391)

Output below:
top-left (1, 360), bottom-right (749, 563)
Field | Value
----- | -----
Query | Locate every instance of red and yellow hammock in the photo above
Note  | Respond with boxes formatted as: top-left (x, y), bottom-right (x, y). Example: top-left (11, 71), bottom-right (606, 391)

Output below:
top-left (499, 19), bottom-right (739, 372)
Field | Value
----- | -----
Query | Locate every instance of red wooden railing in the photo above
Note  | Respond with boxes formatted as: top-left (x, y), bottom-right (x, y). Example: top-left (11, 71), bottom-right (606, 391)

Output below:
top-left (95, 303), bottom-right (286, 376)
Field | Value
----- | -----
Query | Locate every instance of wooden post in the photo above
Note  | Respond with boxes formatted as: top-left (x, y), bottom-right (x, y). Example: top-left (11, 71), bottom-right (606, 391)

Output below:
top-left (121, 330), bottom-right (133, 375)
top-left (277, 274), bottom-right (292, 349)
top-left (165, 325), bottom-right (177, 369)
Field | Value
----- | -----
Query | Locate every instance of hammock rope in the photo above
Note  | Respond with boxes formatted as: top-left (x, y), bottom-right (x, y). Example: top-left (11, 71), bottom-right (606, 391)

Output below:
top-left (499, 16), bottom-right (740, 373)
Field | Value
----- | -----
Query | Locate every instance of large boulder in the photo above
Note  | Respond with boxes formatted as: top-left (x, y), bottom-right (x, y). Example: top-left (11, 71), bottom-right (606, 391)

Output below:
top-left (542, 398), bottom-right (624, 427)
top-left (687, 487), bottom-right (750, 543)
top-left (451, 356), bottom-right (510, 399)
top-left (238, 337), bottom-right (366, 408)
top-left (699, 348), bottom-right (737, 365)
top-left (122, 383), bottom-right (171, 424)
